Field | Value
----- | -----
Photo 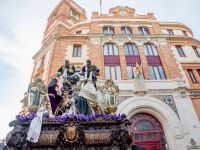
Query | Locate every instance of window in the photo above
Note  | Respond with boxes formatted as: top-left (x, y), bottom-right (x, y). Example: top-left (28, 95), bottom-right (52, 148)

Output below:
top-left (138, 27), bottom-right (150, 36)
top-left (124, 43), bottom-right (139, 56)
top-left (70, 9), bottom-right (80, 21)
top-left (121, 26), bottom-right (132, 35)
top-left (104, 43), bottom-right (118, 55)
top-left (76, 30), bottom-right (82, 34)
top-left (183, 31), bottom-right (187, 36)
top-left (175, 46), bottom-right (186, 57)
top-left (73, 45), bottom-right (81, 57)
top-left (187, 69), bottom-right (197, 83)
top-left (105, 66), bottom-right (121, 80)
top-left (103, 26), bottom-right (114, 35)
top-left (193, 46), bottom-right (200, 57)
top-left (144, 43), bottom-right (158, 56)
top-left (198, 69), bottom-right (200, 76)
top-left (130, 113), bottom-right (166, 148)
top-left (167, 29), bottom-right (174, 36)
top-left (127, 66), bottom-right (144, 79)
top-left (149, 66), bottom-right (166, 80)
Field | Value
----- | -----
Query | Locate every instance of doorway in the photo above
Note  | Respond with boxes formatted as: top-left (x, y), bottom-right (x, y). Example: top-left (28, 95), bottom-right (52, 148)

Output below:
top-left (130, 113), bottom-right (167, 150)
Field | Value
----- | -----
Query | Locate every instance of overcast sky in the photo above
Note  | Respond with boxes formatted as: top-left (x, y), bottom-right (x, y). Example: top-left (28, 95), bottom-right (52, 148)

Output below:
top-left (0, 0), bottom-right (200, 139)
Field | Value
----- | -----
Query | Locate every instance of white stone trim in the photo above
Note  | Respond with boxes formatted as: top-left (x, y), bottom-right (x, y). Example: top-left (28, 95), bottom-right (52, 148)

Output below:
top-left (117, 96), bottom-right (183, 150)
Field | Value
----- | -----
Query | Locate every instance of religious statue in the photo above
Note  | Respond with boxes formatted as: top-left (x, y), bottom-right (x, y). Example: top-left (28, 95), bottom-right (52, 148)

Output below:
top-left (81, 60), bottom-right (99, 84)
top-left (47, 59), bottom-right (119, 116)
top-left (74, 60), bottom-right (100, 115)
top-left (57, 60), bottom-right (75, 90)
top-left (28, 79), bottom-right (47, 112)
top-left (48, 78), bottom-right (63, 115)
top-left (50, 60), bottom-right (79, 116)
top-left (57, 60), bottom-right (76, 77)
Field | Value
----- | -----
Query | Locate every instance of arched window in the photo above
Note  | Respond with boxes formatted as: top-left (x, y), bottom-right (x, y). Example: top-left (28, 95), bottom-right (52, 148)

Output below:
top-left (130, 113), bottom-right (167, 150)
top-left (104, 43), bottom-right (118, 55)
top-left (144, 43), bottom-right (158, 56)
top-left (124, 43), bottom-right (139, 56)
top-left (135, 120), bottom-right (156, 131)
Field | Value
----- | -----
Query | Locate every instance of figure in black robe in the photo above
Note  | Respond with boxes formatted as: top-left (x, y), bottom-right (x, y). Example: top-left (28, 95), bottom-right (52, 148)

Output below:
top-left (57, 60), bottom-right (75, 77)
top-left (81, 60), bottom-right (99, 88)
top-left (48, 78), bottom-right (63, 115)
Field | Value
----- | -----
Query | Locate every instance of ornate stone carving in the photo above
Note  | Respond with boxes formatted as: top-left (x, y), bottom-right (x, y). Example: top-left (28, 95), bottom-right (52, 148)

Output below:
top-left (153, 95), bottom-right (179, 117)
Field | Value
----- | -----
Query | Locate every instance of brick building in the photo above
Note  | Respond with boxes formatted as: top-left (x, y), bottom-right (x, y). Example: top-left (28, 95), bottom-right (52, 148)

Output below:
top-left (29, 0), bottom-right (200, 149)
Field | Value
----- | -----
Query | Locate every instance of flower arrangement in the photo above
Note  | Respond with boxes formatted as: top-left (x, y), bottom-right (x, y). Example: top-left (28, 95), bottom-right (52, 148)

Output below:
top-left (16, 112), bottom-right (36, 122)
top-left (16, 112), bottom-right (126, 124)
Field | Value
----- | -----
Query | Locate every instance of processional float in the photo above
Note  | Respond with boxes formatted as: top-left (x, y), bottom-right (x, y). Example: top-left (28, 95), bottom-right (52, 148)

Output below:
top-left (6, 60), bottom-right (132, 150)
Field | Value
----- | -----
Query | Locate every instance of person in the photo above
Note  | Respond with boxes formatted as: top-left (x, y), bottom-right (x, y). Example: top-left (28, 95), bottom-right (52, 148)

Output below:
top-left (48, 78), bottom-right (63, 115)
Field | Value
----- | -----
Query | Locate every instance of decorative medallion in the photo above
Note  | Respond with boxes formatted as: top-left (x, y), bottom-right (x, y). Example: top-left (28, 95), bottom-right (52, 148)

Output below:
top-left (64, 126), bottom-right (78, 142)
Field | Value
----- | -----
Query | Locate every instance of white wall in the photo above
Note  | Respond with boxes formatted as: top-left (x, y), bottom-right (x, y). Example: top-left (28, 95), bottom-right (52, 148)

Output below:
top-left (65, 44), bottom-right (89, 64)
top-left (114, 79), bottom-right (200, 150)
top-left (171, 45), bottom-right (200, 62)
top-left (173, 29), bottom-right (184, 36)
top-left (161, 29), bottom-right (192, 37)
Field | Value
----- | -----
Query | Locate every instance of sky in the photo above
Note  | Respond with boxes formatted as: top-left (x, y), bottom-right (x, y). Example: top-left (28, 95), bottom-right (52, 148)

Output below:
top-left (0, 0), bottom-right (200, 139)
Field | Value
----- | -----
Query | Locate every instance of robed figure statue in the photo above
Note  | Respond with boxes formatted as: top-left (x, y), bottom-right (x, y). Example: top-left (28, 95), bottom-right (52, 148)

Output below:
top-left (74, 60), bottom-right (100, 114)
top-left (47, 78), bottom-right (63, 115)
top-left (48, 60), bottom-right (78, 115)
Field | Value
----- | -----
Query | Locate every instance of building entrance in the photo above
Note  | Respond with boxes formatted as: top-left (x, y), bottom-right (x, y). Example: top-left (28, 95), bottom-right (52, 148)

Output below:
top-left (130, 113), bottom-right (167, 150)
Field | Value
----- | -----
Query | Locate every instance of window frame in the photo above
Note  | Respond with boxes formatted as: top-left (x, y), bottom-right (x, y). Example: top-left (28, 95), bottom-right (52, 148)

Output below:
top-left (103, 26), bottom-right (114, 35)
top-left (138, 26), bottom-right (150, 36)
top-left (193, 46), bottom-right (200, 57)
top-left (72, 45), bottom-right (82, 57)
top-left (104, 43), bottom-right (119, 56)
top-left (149, 66), bottom-right (166, 80)
top-left (127, 66), bottom-right (144, 80)
top-left (167, 29), bottom-right (174, 36)
top-left (105, 66), bottom-right (122, 80)
top-left (197, 69), bottom-right (200, 76)
top-left (187, 69), bottom-right (197, 84)
top-left (121, 26), bottom-right (132, 35)
top-left (124, 43), bottom-right (139, 56)
top-left (183, 31), bottom-right (187, 36)
top-left (175, 46), bottom-right (186, 57)
top-left (70, 9), bottom-right (80, 21)
top-left (76, 30), bottom-right (82, 34)
top-left (144, 43), bottom-right (158, 56)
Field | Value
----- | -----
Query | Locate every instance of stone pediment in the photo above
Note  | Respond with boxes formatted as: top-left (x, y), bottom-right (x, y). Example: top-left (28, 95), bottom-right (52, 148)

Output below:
top-left (109, 6), bottom-right (135, 17)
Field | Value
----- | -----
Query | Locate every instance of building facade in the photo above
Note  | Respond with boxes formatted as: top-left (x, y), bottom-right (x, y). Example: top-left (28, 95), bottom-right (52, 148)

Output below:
top-left (30, 0), bottom-right (200, 149)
